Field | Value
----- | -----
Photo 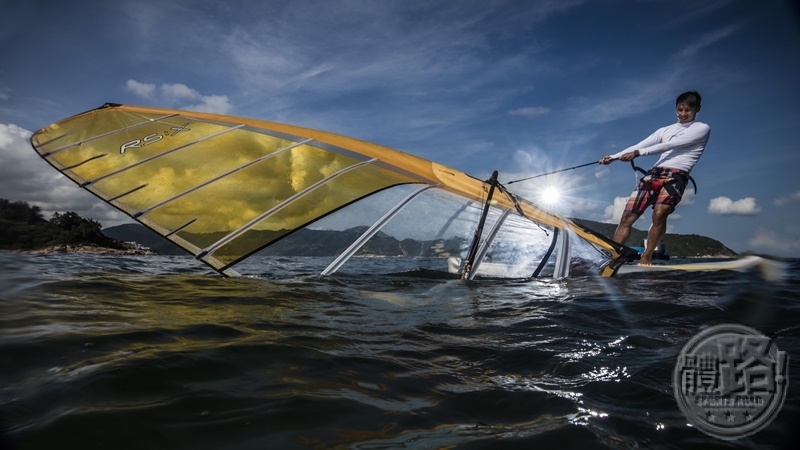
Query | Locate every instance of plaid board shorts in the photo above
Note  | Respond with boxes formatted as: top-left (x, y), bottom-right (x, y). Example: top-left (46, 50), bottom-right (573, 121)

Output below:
top-left (624, 167), bottom-right (689, 215)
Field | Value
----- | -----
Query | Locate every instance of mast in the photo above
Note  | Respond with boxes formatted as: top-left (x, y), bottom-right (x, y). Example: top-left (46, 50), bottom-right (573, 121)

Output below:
top-left (460, 170), bottom-right (499, 280)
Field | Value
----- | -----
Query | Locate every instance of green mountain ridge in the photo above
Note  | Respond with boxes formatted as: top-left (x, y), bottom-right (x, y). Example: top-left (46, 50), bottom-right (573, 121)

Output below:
top-left (102, 220), bottom-right (737, 258)
top-left (2, 198), bottom-right (737, 258)
top-left (571, 218), bottom-right (738, 258)
top-left (101, 223), bottom-right (467, 258)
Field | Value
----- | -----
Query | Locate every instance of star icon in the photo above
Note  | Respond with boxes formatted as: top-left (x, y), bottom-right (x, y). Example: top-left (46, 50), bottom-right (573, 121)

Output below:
top-left (706, 411), bottom-right (716, 422)
top-left (726, 411), bottom-right (735, 422)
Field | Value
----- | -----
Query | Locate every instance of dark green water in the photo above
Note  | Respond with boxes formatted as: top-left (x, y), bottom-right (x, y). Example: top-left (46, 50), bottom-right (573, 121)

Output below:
top-left (1, 253), bottom-right (797, 449)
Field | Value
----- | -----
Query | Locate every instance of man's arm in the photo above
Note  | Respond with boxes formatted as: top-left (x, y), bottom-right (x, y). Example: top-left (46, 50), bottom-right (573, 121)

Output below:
top-left (599, 128), bottom-right (662, 164)
top-left (600, 150), bottom-right (638, 165)
top-left (636, 123), bottom-right (710, 156)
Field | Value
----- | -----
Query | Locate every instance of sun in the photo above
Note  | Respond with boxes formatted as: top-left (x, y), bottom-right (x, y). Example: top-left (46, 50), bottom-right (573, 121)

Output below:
top-left (539, 186), bottom-right (562, 206)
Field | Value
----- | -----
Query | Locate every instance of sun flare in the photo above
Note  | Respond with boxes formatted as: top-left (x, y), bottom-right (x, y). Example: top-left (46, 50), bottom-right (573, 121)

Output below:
top-left (539, 186), bottom-right (562, 206)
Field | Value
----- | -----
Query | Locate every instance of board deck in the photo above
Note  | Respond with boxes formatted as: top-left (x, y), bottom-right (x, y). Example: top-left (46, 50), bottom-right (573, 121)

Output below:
top-left (615, 255), bottom-right (786, 281)
top-left (448, 255), bottom-right (787, 281)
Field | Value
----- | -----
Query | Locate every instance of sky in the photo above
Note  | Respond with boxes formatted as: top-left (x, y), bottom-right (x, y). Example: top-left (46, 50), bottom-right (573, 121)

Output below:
top-left (1, 0), bottom-right (799, 256)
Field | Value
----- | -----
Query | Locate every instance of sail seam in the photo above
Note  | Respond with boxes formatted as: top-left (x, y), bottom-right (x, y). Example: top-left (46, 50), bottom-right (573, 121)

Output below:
top-left (134, 138), bottom-right (313, 217)
top-left (198, 158), bottom-right (378, 259)
top-left (32, 133), bottom-right (68, 151)
top-left (83, 124), bottom-right (246, 186)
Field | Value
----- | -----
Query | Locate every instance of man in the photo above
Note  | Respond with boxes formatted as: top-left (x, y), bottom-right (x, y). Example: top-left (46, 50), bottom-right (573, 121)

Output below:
top-left (600, 91), bottom-right (710, 265)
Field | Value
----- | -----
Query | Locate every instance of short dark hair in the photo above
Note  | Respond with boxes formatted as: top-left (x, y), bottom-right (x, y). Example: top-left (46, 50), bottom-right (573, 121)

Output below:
top-left (676, 91), bottom-right (702, 109)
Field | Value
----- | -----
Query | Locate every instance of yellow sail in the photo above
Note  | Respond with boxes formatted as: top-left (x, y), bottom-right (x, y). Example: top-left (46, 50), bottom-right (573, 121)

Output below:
top-left (30, 103), bottom-right (634, 276)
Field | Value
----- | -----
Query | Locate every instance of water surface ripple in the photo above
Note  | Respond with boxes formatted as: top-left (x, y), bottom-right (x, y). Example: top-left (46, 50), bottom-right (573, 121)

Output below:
top-left (1, 253), bottom-right (797, 449)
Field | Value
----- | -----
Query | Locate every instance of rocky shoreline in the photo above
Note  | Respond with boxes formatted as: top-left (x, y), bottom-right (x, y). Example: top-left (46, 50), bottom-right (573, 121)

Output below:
top-left (13, 244), bottom-right (157, 256)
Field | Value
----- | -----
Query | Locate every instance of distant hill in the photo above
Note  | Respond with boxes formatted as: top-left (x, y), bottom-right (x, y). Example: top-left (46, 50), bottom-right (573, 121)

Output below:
top-left (103, 219), bottom-right (737, 258)
top-left (1, 198), bottom-right (146, 254)
top-left (572, 218), bottom-right (737, 257)
top-left (101, 224), bottom-right (465, 258)
top-left (260, 227), bottom-right (465, 258)
top-left (5, 196), bottom-right (735, 258)
top-left (102, 223), bottom-right (187, 255)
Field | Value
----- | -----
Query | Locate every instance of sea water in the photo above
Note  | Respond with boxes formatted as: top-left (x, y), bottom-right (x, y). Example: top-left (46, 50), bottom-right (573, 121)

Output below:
top-left (1, 253), bottom-right (797, 449)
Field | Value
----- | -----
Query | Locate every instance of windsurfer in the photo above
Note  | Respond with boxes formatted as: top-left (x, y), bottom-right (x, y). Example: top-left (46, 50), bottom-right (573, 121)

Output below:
top-left (599, 91), bottom-right (710, 265)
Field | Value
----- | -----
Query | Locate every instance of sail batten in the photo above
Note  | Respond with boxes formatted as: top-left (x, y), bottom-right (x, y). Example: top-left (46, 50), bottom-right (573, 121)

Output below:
top-left (39, 113), bottom-right (179, 157)
top-left (165, 218), bottom-right (198, 237)
top-left (64, 153), bottom-right (107, 170)
top-left (321, 184), bottom-right (438, 276)
top-left (108, 184), bottom-right (148, 202)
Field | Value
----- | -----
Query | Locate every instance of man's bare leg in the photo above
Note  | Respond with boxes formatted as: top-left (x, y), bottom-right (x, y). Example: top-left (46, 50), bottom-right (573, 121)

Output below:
top-left (639, 204), bottom-right (671, 266)
top-left (613, 211), bottom-right (640, 245)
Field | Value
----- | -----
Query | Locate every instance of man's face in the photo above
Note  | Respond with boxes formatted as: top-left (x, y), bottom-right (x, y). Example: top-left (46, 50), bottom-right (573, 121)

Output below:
top-left (676, 102), bottom-right (699, 124)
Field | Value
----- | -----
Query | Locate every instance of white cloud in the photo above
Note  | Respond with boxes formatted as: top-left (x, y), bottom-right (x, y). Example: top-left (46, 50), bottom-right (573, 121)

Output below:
top-left (508, 106), bottom-right (550, 118)
top-left (0, 123), bottom-right (125, 226)
top-left (161, 83), bottom-right (200, 100)
top-left (708, 196), bottom-right (761, 215)
top-left (213, 1), bottom-right (580, 130)
top-left (599, 196), bottom-right (686, 226)
top-left (602, 196), bottom-right (631, 224)
top-left (568, 25), bottom-right (738, 126)
top-left (123, 80), bottom-right (232, 115)
top-left (124, 79), bottom-right (156, 98)
top-left (680, 190), bottom-right (695, 205)
top-left (774, 191), bottom-right (800, 206)
top-left (571, 79), bottom-right (678, 125)
top-left (676, 25), bottom-right (739, 61)
top-left (182, 95), bottom-right (233, 115)
top-left (550, 198), bottom-right (600, 219)
top-left (511, 149), bottom-right (535, 167)
top-left (597, 197), bottom-right (677, 243)
top-left (747, 228), bottom-right (800, 256)
top-left (0, 123), bottom-right (27, 147)
top-left (570, 200), bottom-right (599, 214)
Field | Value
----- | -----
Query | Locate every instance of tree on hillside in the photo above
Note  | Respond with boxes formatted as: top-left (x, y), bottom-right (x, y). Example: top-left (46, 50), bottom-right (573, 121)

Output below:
top-left (1, 198), bottom-right (124, 250)
top-left (1, 199), bottom-right (53, 248)
top-left (49, 211), bottom-right (122, 248)
top-left (0, 199), bottom-right (48, 224)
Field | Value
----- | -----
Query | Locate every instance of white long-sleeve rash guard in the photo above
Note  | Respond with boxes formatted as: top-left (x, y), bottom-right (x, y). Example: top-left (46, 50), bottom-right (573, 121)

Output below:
top-left (609, 121), bottom-right (710, 173)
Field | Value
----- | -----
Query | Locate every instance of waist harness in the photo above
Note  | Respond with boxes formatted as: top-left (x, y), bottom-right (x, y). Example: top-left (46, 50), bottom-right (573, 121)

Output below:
top-left (630, 161), bottom-right (697, 194)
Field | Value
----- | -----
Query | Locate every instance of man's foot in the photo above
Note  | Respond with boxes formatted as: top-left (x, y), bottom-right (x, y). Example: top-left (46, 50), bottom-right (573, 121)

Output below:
top-left (637, 255), bottom-right (653, 266)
